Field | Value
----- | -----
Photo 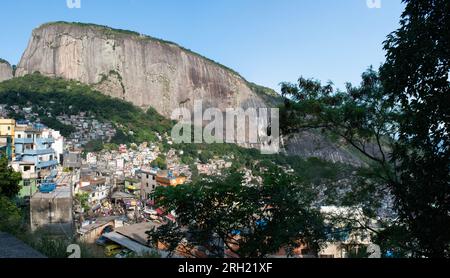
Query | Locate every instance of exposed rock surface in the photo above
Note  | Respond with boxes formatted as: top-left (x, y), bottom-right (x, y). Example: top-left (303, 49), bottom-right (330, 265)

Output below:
top-left (283, 131), bottom-right (365, 167)
top-left (14, 22), bottom-right (368, 166)
top-left (0, 59), bottom-right (13, 82)
top-left (17, 22), bottom-right (269, 117)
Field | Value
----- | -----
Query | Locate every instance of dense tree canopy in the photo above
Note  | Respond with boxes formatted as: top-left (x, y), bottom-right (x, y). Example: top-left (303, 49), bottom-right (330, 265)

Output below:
top-left (279, 0), bottom-right (450, 257)
top-left (0, 156), bottom-right (22, 199)
top-left (147, 167), bottom-right (327, 258)
top-left (0, 156), bottom-right (22, 234)
top-left (379, 0), bottom-right (450, 257)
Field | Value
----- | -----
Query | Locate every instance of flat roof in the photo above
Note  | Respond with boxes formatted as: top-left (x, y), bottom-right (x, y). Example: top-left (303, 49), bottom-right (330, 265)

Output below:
top-left (32, 186), bottom-right (71, 199)
top-left (115, 222), bottom-right (161, 246)
top-left (111, 191), bottom-right (136, 200)
top-left (103, 232), bottom-right (155, 256)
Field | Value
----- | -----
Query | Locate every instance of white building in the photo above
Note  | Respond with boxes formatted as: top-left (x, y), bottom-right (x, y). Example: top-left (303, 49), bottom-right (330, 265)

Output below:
top-left (319, 206), bottom-right (381, 258)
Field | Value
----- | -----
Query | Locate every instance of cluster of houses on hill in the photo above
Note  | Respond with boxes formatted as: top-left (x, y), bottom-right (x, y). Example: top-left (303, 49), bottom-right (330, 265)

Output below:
top-left (0, 104), bottom-right (117, 150)
top-left (1, 115), bottom-right (382, 258)
top-left (56, 113), bottom-right (116, 149)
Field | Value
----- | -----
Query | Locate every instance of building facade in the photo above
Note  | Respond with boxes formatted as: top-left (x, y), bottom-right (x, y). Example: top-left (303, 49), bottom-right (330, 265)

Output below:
top-left (13, 122), bottom-right (59, 179)
top-left (0, 119), bottom-right (15, 160)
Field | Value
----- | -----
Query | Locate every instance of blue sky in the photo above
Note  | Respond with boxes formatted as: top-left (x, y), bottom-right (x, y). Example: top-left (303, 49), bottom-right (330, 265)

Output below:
top-left (0, 0), bottom-right (405, 91)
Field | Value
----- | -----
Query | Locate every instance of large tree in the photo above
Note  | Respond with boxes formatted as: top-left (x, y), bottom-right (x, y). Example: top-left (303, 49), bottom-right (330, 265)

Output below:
top-left (279, 0), bottom-right (449, 257)
top-left (0, 156), bottom-right (22, 234)
top-left (147, 167), bottom-right (326, 258)
top-left (0, 156), bottom-right (22, 199)
top-left (379, 0), bottom-right (450, 257)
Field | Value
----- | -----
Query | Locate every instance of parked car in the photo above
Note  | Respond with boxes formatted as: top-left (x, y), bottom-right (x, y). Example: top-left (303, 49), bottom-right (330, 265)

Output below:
top-left (104, 244), bottom-right (122, 257)
top-left (115, 249), bottom-right (135, 258)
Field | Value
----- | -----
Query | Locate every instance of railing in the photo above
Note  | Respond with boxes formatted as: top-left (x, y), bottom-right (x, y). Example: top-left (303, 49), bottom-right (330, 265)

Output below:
top-left (23, 148), bottom-right (55, 156)
top-left (15, 138), bottom-right (33, 144)
top-left (37, 138), bottom-right (55, 144)
top-left (36, 160), bottom-right (58, 169)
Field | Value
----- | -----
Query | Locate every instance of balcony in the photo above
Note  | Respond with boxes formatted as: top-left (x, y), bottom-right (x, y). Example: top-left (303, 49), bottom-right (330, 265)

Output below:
top-left (23, 149), bottom-right (55, 156)
top-left (37, 138), bottom-right (55, 144)
top-left (15, 138), bottom-right (33, 144)
top-left (36, 160), bottom-right (58, 169)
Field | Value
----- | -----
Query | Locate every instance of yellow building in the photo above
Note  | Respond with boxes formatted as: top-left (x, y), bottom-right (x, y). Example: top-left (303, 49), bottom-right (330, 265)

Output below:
top-left (0, 119), bottom-right (15, 137)
top-left (0, 119), bottom-right (16, 156)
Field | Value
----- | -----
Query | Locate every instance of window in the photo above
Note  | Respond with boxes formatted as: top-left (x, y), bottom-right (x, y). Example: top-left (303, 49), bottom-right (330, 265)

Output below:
top-left (17, 134), bottom-right (21, 138)
top-left (152, 176), bottom-right (156, 180)
top-left (27, 134), bottom-right (32, 139)
top-left (7, 126), bottom-right (10, 131)
top-left (146, 174), bottom-right (149, 179)
top-left (24, 166), bottom-right (31, 171)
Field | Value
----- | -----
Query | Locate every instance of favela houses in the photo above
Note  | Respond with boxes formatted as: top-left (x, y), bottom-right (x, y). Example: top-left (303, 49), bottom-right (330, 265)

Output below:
top-left (0, 2), bottom-right (448, 274)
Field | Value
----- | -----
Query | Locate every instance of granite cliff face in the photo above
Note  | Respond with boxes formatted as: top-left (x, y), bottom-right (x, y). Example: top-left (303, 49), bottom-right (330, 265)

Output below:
top-left (16, 22), bottom-right (268, 117)
top-left (0, 59), bottom-right (13, 82)
top-left (283, 132), bottom-right (364, 167)
top-left (13, 22), bottom-right (367, 165)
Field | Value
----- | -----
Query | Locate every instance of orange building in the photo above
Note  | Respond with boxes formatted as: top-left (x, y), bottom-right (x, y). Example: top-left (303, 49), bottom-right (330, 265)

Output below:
top-left (155, 170), bottom-right (186, 187)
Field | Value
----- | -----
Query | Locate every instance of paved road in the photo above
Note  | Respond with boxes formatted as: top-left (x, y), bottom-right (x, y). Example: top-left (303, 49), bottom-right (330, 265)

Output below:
top-left (0, 232), bottom-right (46, 258)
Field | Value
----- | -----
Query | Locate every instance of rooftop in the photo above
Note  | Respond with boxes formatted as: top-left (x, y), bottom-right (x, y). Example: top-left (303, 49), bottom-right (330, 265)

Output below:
top-left (115, 222), bottom-right (162, 247)
top-left (32, 186), bottom-right (71, 199)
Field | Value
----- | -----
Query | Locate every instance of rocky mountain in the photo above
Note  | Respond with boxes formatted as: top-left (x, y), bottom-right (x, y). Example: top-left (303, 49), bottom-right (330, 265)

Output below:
top-left (8, 22), bottom-right (366, 166)
top-left (0, 59), bottom-right (13, 82)
top-left (16, 22), bottom-right (271, 118)
top-left (283, 132), bottom-right (364, 167)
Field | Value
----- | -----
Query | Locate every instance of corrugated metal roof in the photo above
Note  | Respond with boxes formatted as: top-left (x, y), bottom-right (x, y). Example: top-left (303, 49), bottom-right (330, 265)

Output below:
top-left (102, 231), bottom-right (154, 255)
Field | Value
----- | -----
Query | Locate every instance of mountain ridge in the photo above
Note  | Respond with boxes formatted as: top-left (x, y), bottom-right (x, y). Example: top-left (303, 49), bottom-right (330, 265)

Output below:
top-left (16, 21), bottom-right (279, 118)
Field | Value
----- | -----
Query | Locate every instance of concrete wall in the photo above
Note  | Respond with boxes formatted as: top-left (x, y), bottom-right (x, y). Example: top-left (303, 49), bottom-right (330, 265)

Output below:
top-left (80, 222), bottom-right (114, 244)
top-left (30, 187), bottom-right (73, 236)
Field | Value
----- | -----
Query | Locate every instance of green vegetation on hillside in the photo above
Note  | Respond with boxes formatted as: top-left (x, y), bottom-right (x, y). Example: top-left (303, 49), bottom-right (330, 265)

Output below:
top-left (173, 142), bottom-right (352, 186)
top-left (248, 82), bottom-right (283, 106)
top-left (0, 73), bottom-right (173, 143)
top-left (0, 73), bottom-right (356, 192)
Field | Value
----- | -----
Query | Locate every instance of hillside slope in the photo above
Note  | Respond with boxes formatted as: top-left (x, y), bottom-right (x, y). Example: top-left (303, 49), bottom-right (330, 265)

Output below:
top-left (0, 74), bottom-right (173, 143)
